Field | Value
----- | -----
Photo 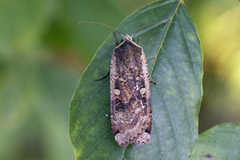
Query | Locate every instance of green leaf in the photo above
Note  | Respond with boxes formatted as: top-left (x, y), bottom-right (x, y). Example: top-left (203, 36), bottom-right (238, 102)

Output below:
top-left (189, 123), bottom-right (240, 160)
top-left (69, 0), bottom-right (203, 159)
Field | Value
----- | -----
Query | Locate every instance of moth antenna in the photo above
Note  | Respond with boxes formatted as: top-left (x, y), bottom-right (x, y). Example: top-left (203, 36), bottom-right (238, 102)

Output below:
top-left (78, 21), bottom-right (125, 38)
top-left (130, 20), bottom-right (175, 38)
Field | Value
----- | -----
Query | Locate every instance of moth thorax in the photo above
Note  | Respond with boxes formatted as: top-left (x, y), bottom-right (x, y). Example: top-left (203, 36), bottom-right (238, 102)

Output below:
top-left (123, 34), bottom-right (132, 41)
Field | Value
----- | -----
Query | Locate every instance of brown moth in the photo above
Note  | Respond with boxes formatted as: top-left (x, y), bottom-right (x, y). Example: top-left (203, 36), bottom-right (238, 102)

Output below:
top-left (110, 33), bottom-right (153, 146)
top-left (79, 21), bottom-right (161, 146)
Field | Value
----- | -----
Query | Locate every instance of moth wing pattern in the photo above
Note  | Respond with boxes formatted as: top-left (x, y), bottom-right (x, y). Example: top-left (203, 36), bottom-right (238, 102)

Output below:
top-left (110, 37), bottom-right (152, 146)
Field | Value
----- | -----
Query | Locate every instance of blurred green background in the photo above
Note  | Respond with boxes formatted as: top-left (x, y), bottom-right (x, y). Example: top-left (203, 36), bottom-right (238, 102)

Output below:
top-left (1, 0), bottom-right (240, 159)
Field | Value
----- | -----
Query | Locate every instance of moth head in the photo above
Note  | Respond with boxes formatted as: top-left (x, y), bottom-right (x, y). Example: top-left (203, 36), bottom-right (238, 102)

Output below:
top-left (123, 34), bottom-right (132, 41)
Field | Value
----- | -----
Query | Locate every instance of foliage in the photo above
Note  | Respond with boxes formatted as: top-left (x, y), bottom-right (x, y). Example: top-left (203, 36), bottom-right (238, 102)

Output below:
top-left (70, 0), bottom-right (204, 159)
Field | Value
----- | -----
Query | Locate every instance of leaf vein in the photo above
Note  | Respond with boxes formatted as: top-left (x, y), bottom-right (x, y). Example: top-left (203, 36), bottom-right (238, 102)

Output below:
top-left (149, 1), bottom-right (182, 158)
top-left (83, 130), bottom-right (112, 159)
top-left (76, 105), bottom-right (109, 143)
top-left (176, 9), bottom-right (201, 95)
top-left (162, 46), bottom-right (192, 138)
top-left (121, 0), bottom-right (179, 28)
top-left (152, 120), bottom-right (162, 159)
top-left (121, 145), bottom-right (128, 160)
top-left (73, 80), bottom-right (109, 117)
top-left (87, 50), bottom-right (113, 75)
top-left (155, 84), bottom-right (179, 158)
top-left (149, 1), bottom-right (181, 78)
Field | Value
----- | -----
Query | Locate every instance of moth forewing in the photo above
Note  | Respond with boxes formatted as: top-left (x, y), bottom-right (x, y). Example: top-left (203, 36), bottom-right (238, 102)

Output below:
top-left (110, 34), bottom-right (152, 146)
top-left (81, 21), bottom-right (162, 146)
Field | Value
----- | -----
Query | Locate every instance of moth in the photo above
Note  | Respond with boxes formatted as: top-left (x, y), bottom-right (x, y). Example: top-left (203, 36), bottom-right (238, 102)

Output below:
top-left (80, 21), bottom-right (162, 146)
top-left (110, 33), bottom-right (154, 146)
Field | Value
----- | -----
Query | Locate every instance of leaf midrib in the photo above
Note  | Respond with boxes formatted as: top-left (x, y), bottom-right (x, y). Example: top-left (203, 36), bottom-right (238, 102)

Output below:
top-left (149, 2), bottom-right (181, 77)
top-left (121, 0), bottom-right (182, 159)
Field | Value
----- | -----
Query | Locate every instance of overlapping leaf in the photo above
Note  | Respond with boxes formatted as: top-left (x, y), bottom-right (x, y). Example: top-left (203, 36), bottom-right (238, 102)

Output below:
top-left (189, 123), bottom-right (240, 160)
top-left (70, 0), bottom-right (203, 159)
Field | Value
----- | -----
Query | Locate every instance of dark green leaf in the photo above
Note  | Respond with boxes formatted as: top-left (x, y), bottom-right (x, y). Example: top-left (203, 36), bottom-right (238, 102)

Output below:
top-left (70, 0), bottom-right (203, 159)
top-left (189, 123), bottom-right (240, 160)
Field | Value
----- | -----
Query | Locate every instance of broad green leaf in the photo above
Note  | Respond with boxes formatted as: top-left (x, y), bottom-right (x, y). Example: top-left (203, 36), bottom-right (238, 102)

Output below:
top-left (189, 123), bottom-right (240, 160)
top-left (69, 0), bottom-right (203, 159)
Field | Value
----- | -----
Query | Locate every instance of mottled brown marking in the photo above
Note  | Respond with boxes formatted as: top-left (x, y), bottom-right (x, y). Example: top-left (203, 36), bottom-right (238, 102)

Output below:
top-left (110, 34), bottom-right (152, 146)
